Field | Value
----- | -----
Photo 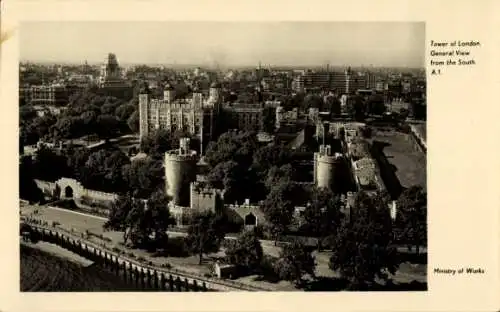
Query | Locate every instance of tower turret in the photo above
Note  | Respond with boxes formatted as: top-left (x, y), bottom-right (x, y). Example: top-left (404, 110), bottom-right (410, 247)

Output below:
top-left (192, 85), bottom-right (203, 108)
top-left (164, 138), bottom-right (198, 207)
top-left (314, 144), bottom-right (344, 191)
top-left (163, 82), bottom-right (175, 104)
top-left (139, 83), bottom-right (151, 142)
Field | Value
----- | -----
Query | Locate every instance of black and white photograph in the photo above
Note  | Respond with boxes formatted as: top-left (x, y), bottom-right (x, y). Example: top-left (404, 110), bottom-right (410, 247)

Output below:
top-left (18, 21), bottom-right (427, 292)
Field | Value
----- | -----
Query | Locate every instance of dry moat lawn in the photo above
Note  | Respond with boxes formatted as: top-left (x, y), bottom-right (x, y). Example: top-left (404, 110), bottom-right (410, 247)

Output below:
top-left (371, 129), bottom-right (426, 189)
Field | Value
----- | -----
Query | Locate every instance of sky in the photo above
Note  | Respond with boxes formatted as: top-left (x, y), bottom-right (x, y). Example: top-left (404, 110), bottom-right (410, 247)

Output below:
top-left (20, 21), bottom-right (425, 68)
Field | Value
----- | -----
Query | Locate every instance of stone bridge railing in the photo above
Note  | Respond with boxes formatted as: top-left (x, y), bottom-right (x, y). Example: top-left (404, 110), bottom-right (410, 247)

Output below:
top-left (22, 221), bottom-right (270, 292)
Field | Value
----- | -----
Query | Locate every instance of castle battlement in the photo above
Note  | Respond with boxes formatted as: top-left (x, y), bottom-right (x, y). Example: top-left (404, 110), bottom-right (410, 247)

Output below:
top-left (226, 203), bottom-right (261, 210)
top-left (165, 150), bottom-right (198, 162)
top-left (316, 152), bottom-right (344, 164)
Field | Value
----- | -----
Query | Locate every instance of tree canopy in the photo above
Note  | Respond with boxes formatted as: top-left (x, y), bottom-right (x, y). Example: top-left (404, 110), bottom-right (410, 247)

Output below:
top-left (225, 229), bottom-right (264, 272)
top-left (104, 191), bottom-right (174, 250)
top-left (329, 191), bottom-right (399, 289)
top-left (394, 185), bottom-right (427, 254)
top-left (261, 179), bottom-right (299, 244)
top-left (274, 240), bottom-right (316, 287)
top-left (185, 211), bottom-right (227, 264)
top-left (300, 187), bottom-right (343, 243)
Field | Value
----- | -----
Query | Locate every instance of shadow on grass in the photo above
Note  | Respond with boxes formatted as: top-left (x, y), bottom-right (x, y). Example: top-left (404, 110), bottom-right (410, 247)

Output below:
top-left (399, 251), bottom-right (428, 265)
top-left (251, 256), bottom-right (282, 284)
top-left (151, 237), bottom-right (191, 258)
top-left (302, 277), bottom-right (427, 291)
top-left (370, 140), bottom-right (403, 199)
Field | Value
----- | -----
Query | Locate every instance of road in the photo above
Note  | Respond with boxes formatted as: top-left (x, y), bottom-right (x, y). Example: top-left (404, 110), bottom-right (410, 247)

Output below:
top-left (20, 203), bottom-right (427, 283)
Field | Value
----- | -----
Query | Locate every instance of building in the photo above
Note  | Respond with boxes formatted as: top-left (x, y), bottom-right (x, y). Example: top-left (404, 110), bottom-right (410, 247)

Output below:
top-left (275, 106), bottom-right (299, 129)
top-left (291, 75), bottom-right (305, 93)
top-left (97, 53), bottom-right (132, 97)
top-left (164, 138), bottom-right (198, 208)
top-left (139, 82), bottom-right (222, 150)
top-left (366, 72), bottom-right (378, 90)
top-left (98, 53), bottom-right (124, 87)
top-left (223, 103), bottom-right (264, 132)
top-left (313, 144), bottom-right (345, 191)
top-left (29, 84), bottom-right (68, 106)
top-left (19, 85), bottom-right (32, 105)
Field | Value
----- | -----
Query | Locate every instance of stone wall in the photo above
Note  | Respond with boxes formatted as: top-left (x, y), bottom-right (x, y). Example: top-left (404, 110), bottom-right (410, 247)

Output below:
top-left (190, 183), bottom-right (221, 213)
top-left (34, 177), bottom-right (117, 204)
top-left (25, 224), bottom-right (266, 291)
top-left (224, 202), bottom-right (267, 227)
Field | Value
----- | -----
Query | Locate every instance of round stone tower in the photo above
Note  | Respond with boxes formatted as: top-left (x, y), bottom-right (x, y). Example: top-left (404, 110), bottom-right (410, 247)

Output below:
top-left (314, 145), bottom-right (344, 190)
top-left (164, 138), bottom-right (198, 207)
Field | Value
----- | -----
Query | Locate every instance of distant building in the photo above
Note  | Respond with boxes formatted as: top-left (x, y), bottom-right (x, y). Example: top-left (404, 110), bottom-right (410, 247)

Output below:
top-left (19, 85), bottom-right (32, 104)
top-left (291, 75), bottom-right (305, 93)
top-left (97, 53), bottom-right (132, 97)
top-left (29, 84), bottom-right (68, 106)
top-left (223, 103), bottom-right (264, 132)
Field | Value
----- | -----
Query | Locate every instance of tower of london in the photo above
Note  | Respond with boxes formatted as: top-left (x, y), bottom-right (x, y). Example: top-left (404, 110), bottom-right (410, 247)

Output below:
top-left (138, 82), bottom-right (223, 151)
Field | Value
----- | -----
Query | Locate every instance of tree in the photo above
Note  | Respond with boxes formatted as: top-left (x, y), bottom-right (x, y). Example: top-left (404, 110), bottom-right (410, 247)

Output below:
top-left (143, 190), bottom-right (175, 249)
top-left (348, 95), bottom-right (366, 121)
top-left (262, 107), bottom-right (276, 133)
top-left (64, 145), bottom-right (91, 180)
top-left (204, 131), bottom-right (257, 169)
top-left (19, 156), bottom-right (44, 203)
top-left (204, 131), bottom-right (259, 202)
top-left (366, 94), bottom-right (386, 116)
top-left (325, 95), bottom-right (341, 117)
top-left (225, 229), bottom-right (263, 272)
top-left (274, 240), bottom-right (316, 287)
top-left (185, 211), bottom-right (226, 265)
top-left (105, 194), bottom-right (134, 233)
top-left (32, 146), bottom-right (69, 182)
top-left (95, 114), bottom-right (120, 141)
top-left (329, 191), bottom-right (399, 289)
top-left (83, 149), bottom-right (130, 193)
top-left (301, 187), bottom-right (343, 244)
top-left (261, 180), bottom-right (298, 245)
top-left (265, 164), bottom-right (295, 191)
top-left (105, 191), bottom-right (173, 249)
top-left (252, 144), bottom-right (292, 178)
top-left (115, 103), bottom-right (136, 123)
top-left (140, 129), bottom-right (173, 158)
top-left (122, 158), bottom-right (164, 198)
top-left (395, 186), bottom-right (427, 254)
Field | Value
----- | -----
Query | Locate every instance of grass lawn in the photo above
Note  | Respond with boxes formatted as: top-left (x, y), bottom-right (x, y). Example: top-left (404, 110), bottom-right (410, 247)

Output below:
top-left (371, 129), bottom-right (426, 189)
top-left (21, 204), bottom-right (427, 290)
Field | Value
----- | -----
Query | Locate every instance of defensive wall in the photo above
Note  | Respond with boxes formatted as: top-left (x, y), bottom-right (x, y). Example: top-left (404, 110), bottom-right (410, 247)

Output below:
top-left (408, 124), bottom-right (427, 153)
top-left (34, 177), bottom-right (118, 205)
top-left (224, 200), bottom-right (267, 228)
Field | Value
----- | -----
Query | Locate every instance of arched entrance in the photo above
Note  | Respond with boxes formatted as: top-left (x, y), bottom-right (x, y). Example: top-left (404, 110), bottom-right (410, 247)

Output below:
top-left (244, 213), bottom-right (257, 226)
top-left (64, 186), bottom-right (73, 198)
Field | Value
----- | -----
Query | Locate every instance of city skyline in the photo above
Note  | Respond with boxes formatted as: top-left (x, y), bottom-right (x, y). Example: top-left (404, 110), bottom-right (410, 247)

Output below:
top-left (20, 21), bottom-right (425, 68)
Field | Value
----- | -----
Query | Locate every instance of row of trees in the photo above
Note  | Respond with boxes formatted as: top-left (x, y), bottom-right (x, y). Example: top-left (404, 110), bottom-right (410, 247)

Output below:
top-left (104, 191), bottom-right (174, 250)
top-left (231, 186), bottom-right (425, 288)
top-left (204, 186), bottom-right (425, 288)
top-left (23, 145), bottom-right (164, 198)
top-left (20, 87), bottom-right (140, 146)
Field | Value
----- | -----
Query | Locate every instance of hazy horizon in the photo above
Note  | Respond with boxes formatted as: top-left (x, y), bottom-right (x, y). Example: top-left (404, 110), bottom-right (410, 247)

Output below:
top-left (20, 21), bottom-right (425, 68)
